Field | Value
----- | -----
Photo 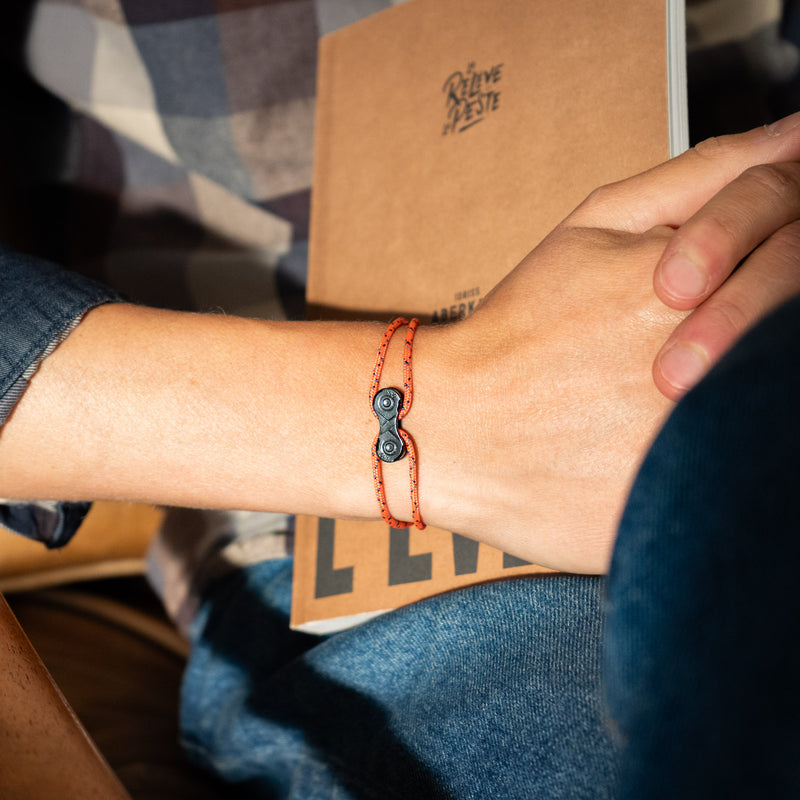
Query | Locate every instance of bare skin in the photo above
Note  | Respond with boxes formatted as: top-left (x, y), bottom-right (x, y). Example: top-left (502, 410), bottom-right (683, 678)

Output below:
top-left (2, 115), bottom-right (800, 573)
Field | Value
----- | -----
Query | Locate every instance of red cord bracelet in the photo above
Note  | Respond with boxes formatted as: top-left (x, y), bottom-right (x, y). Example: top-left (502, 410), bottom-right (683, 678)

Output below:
top-left (369, 318), bottom-right (426, 530)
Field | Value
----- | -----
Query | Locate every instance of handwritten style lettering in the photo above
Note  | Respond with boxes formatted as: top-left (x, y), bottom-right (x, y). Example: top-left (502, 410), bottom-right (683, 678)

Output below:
top-left (442, 61), bottom-right (503, 135)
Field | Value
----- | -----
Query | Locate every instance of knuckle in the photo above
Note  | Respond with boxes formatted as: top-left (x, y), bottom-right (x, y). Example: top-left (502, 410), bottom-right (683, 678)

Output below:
top-left (691, 134), bottom-right (729, 161)
top-left (706, 296), bottom-right (749, 338)
top-left (770, 218), bottom-right (800, 252)
top-left (740, 163), bottom-right (800, 202)
top-left (572, 178), bottom-right (640, 230)
top-left (697, 212), bottom-right (743, 254)
top-left (578, 182), bottom-right (618, 212)
top-left (759, 222), bottom-right (800, 293)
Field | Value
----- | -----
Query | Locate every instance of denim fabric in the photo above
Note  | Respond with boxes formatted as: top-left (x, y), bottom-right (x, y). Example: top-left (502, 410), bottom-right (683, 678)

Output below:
top-left (182, 562), bottom-right (617, 800)
top-left (181, 295), bottom-right (800, 798)
top-left (606, 294), bottom-right (800, 798)
top-left (0, 242), bottom-right (120, 544)
top-left (0, 500), bottom-right (92, 550)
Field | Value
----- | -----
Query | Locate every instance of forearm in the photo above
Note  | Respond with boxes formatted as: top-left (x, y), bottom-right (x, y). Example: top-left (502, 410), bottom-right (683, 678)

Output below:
top-left (5, 117), bottom-right (800, 575)
top-left (0, 304), bottom-right (439, 522)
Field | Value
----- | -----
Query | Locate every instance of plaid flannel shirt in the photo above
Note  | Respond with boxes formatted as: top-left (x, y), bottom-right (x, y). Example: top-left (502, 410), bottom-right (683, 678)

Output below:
top-left (2, 0), bottom-right (410, 544)
top-left (22, 0), bottom-right (408, 320)
top-left (2, 0), bottom-right (798, 546)
top-left (18, 0), bottom-right (797, 321)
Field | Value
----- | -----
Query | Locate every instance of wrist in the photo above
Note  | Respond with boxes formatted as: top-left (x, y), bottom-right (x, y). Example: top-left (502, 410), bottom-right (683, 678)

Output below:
top-left (381, 320), bottom-right (479, 533)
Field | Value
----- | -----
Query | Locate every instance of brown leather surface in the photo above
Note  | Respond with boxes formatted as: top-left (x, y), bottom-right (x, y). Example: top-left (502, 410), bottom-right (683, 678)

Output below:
top-left (7, 585), bottom-right (229, 800)
top-left (0, 593), bottom-right (131, 799)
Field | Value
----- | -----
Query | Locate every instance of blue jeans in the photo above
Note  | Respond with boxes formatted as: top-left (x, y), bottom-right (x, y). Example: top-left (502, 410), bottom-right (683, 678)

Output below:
top-left (181, 567), bottom-right (615, 799)
top-left (181, 296), bottom-right (800, 799)
top-left (606, 294), bottom-right (800, 798)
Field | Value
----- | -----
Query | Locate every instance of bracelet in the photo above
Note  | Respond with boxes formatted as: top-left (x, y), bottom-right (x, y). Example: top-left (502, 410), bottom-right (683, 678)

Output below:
top-left (369, 318), bottom-right (426, 530)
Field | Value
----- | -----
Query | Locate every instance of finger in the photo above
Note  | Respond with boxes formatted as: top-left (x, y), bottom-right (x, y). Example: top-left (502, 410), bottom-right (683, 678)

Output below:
top-left (567, 111), bottom-right (800, 233)
top-left (655, 161), bottom-right (800, 309)
top-left (653, 220), bottom-right (800, 400)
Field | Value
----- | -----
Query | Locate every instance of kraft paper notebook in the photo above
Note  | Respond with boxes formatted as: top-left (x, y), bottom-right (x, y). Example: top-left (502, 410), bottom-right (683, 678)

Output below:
top-left (291, 0), bottom-right (687, 632)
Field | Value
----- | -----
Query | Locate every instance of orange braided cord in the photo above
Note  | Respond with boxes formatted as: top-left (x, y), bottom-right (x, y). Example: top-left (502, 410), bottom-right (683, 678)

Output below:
top-left (399, 318), bottom-right (419, 420)
top-left (370, 429), bottom-right (423, 530)
top-left (369, 317), bottom-right (408, 409)
top-left (371, 438), bottom-right (411, 529)
top-left (370, 318), bottom-right (426, 530)
top-left (399, 428), bottom-right (424, 528)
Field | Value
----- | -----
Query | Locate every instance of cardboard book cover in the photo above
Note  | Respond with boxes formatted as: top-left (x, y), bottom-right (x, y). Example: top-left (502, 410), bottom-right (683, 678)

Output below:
top-left (292, 0), bottom-right (686, 632)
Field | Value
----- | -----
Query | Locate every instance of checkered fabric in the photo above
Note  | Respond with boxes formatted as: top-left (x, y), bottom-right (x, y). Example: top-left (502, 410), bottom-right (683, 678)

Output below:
top-left (3, 0), bottom-right (799, 553)
top-left (0, 0), bottom-right (408, 547)
top-left (23, 0), bottom-right (408, 320)
top-left (17, 0), bottom-right (800, 322)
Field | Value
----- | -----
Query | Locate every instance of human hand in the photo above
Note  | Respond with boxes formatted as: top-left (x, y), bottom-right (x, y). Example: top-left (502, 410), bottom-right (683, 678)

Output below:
top-left (413, 114), bottom-right (800, 573)
top-left (5, 119), bottom-right (800, 578)
top-left (649, 115), bottom-right (800, 399)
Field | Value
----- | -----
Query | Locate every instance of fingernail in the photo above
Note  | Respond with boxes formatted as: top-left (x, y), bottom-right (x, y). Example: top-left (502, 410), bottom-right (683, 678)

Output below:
top-left (767, 110), bottom-right (800, 136)
top-left (658, 342), bottom-right (709, 393)
top-left (660, 254), bottom-right (708, 300)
